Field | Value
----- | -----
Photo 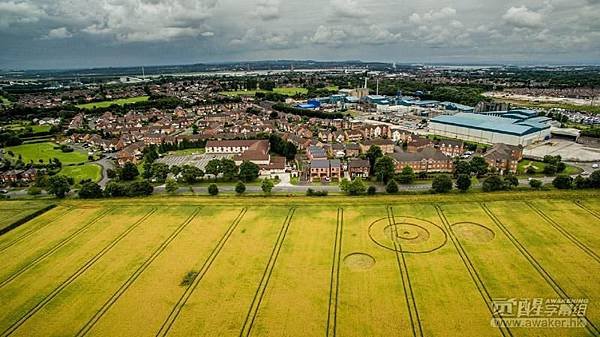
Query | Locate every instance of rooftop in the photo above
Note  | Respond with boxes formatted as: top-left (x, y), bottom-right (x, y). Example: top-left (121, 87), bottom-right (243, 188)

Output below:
top-left (431, 112), bottom-right (550, 136)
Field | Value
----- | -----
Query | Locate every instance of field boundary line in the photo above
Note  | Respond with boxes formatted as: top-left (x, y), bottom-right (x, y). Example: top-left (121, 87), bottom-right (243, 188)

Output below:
top-left (434, 205), bottom-right (513, 337)
top-left (75, 207), bottom-right (202, 337)
top-left (239, 207), bottom-right (296, 337)
top-left (0, 204), bottom-right (56, 236)
top-left (387, 206), bottom-right (423, 337)
top-left (525, 201), bottom-right (599, 263)
top-left (0, 207), bottom-right (113, 288)
top-left (573, 200), bottom-right (600, 220)
top-left (0, 206), bottom-right (75, 253)
top-left (480, 202), bottom-right (599, 336)
top-left (0, 208), bottom-right (157, 337)
top-left (155, 208), bottom-right (248, 337)
top-left (326, 208), bottom-right (343, 337)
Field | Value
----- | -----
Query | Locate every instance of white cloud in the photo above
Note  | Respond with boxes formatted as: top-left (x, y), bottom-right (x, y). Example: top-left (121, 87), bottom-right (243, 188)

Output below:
top-left (0, 1), bottom-right (45, 28)
top-left (502, 6), bottom-right (544, 28)
top-left (409, 7), bottom-right (456, 25)
top-left (330, 0), bottom-right (364, 18)
top-left (307, 24), bottom-right (400, 46)
top-left (42, 27), bottom-right (72, 39)
top-left (253, 0), bottom-right (280, 20)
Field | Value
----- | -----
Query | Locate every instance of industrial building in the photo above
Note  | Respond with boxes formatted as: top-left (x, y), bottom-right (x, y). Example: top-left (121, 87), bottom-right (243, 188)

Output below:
top-left (429, 112), bottom-right (551, 146)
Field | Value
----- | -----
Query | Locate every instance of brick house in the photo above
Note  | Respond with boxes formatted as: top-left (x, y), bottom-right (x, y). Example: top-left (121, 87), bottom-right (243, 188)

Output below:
top-left (310, 159), bottom-right (342, 182)
top-left (390, 148), bottom-right (453, 173)
top-left (483, 143), bottom-right (523, 174)
top-left (348, 159), bottom-right (370, 178)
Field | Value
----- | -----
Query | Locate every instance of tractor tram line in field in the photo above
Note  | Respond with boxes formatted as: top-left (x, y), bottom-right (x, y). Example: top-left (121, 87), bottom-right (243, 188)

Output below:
top-left (480, 203), bottom-right (600, 336)
top-left (0, 206), bottom-right (75, 253)
top-left (0, 207), bottom-right (158, 337)
top-left (0, 207), bottom-right (113, 289)
top-left (326, 208), bottom-right (344, 337)
top-left (526, 201), bottom-right (600, 264)
top-left (155, 207), bottom-right (248, 337)
top-left (75, 207), bottom-right (202, 337)
top-left (239, 208), bottom-right (296, 337)
top-left (434, 205), bottom-right (514, 337)
top-left (386, 206), bottom-right (424, 337)
top-left (574, 200), bottom-right (600, 220)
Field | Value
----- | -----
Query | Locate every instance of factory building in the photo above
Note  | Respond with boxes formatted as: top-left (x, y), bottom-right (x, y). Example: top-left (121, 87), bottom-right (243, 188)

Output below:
top-left (429, 112), bottom-right (551, 146)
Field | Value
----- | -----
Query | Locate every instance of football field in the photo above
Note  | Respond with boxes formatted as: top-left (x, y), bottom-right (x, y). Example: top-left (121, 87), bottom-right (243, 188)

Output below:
top-left (0, 193), bottom-right (598, 337)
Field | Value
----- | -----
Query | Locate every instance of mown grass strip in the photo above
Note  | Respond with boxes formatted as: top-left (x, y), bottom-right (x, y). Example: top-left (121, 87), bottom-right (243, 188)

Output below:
top-left (0, 208), bottom-right (112, 288)
top-left (0, 205), bottom-right (56, 236)
top-left (435, 205), bottom-right (513, 337)
top-left (155, 208), bottom-right (248, 337)
top-left (0, 208), bottom-right (157, 337)
top-left (75, 208), bottom-right (202, 337)
top-left (526, 201), bottom-right (599, 263)
top-left (0, 207), bottom-right (74, 253)
top-left (239, 208), bottom-right (295, 337)
top-left (387, 206), bottom-right (423, 337)
top-left (326, 208), bottom-right (343, 337)
top-left (480, 203), bottom-right (599, 336)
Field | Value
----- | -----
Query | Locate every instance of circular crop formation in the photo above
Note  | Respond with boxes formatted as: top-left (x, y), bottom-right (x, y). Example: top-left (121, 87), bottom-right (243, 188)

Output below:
top-left (451, 222), bottom-right (495, 243)
top-left (344, 253), bottom-right (376, 271)
top-left (369, 216), bottom-right (447, 254)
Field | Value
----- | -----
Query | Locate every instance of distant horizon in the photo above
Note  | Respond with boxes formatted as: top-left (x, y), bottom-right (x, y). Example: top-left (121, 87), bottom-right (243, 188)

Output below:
top-left (3, 59), bottom-right (600, 73)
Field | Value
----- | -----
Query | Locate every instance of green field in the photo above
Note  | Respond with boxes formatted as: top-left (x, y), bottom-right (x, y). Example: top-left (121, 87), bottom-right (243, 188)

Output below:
top-left (517, 159), bottom-right (582, 176)
top-left (220, 87), bottom-right (308, 97)
top-left (0, 192), bottom-right (598, 337)
top-left (59, 164), bottom-right (102, 183)
top-left (3, 123), bottom-right (51, 134)
top-left (0, 201), bottom-right (53, 233)
top-left (76, 96), bottom-right (149, 109)
top-left (4, 142), bottom-right (88, 165)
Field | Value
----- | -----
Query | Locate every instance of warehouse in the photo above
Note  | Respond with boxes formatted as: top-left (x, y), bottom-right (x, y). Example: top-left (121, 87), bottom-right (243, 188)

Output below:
top-left (429, 112), bottom-right (551, 146)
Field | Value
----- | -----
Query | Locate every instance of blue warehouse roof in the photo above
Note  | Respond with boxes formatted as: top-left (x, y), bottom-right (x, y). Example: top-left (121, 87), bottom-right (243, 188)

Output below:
top-left (431, 113), bottom-right (550, 136)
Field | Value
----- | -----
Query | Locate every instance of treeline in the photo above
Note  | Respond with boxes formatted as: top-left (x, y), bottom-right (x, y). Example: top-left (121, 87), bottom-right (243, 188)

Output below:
top-left (271, 103), bottom-right (346, 119)
top-left (581, 128), bottom-right (600, 138)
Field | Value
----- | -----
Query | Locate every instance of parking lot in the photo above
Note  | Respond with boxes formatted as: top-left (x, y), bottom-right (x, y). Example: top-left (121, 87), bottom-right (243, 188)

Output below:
top-left (524, 139), bottom-right (600, 162)
top-left (156, 153), bottom-right (233, 170)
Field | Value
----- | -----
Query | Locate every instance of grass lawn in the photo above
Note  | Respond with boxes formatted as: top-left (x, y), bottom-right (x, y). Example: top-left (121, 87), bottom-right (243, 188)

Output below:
top-left (3, 123), bottom-right (51, 134)
top-left (4, 142), bottom-right (88, 165)
top-left (220, 87), bottom-right (308, 97)
top-left (59, 164), bottom-right (102, 183)
top-left (517, 159), bottom-right (582, 175)
top-left (76, 96), bottom-right (149, 110)
top-left (164, 148), bottom-right (205, 156)
top-left (0, 191), bottom-right (597, 336)
top-left (0, 95), bottom-right (12, 106)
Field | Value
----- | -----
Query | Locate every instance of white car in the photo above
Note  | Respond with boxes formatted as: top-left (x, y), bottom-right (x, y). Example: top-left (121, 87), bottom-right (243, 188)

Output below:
top-left (592, 163), bottom-right (599, 169)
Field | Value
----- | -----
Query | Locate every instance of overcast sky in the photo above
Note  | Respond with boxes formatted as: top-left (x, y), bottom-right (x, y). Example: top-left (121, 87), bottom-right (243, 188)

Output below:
top-left (1, 0), bottom-right (599, 69)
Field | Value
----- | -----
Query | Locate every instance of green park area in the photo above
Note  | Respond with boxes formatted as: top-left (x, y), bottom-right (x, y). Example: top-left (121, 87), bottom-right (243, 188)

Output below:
top-left (76, 96), bottom-right (149, 110)
top-left (219, 87), bottom-right (309, 97)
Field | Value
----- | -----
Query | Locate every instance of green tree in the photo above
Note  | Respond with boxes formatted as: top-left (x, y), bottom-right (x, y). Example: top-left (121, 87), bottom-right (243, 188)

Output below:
top-left (397, 166), bottom-right (415, 184)
top-left (503, 174), bottom-right (519, 189)
top-left (385, 179), bottom-right (399, 194)
top-left (529, 179), bottom-right (543, 189)
top-left (431, 174), bottom-right (453, 193)
top-left (367, 185), bottom-right (377, 195)
top-left (453, 160), bottom-right (471, 177)
top-left (589, 170), bottom-right (600, 188)
top-left (238, 161), bottom-right (260, 182)
top-left (78, 182), bottom-right (103, 199)
top-left (235, 181), bottom-right (246, 194)
top-left (339, 178), bottom-right (350, 193)
top-left (220, 158), bottom-right (238, 181)
top-left (469, 156), bottom-right (489, 177)
top-left (165, 178), bottom-right (178, 194)
top-left (47, 175), bottom-right (71, 198)
top-left (151, 163), bottom-right (170, 182)
top-left (119, 162), bottom-right (139, 181)
top-left (482, 175), bottom-right (506, 192)
top-left (104, 181), bottom-right (127, 197)
top-left (208, 183), bottom-right (219, 196)
top-left (180, 165), bottom-right (204, 184)
top-left (204, 159), bottom-right (221, 177)
top-left (455, 174), bottom-right (472, 192)
top-left (348, 177), bottom-right (367, 195)
top-left (374, 156), bottom-right (396, 182)
top-left (127, 181), bottom-right (154, 196)
top-left (261, 179), bottom-right (274, 194)
top-left (552, 175), bottom-right (573, 189)
top-left (366, 145), bottom-right (383, 171)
